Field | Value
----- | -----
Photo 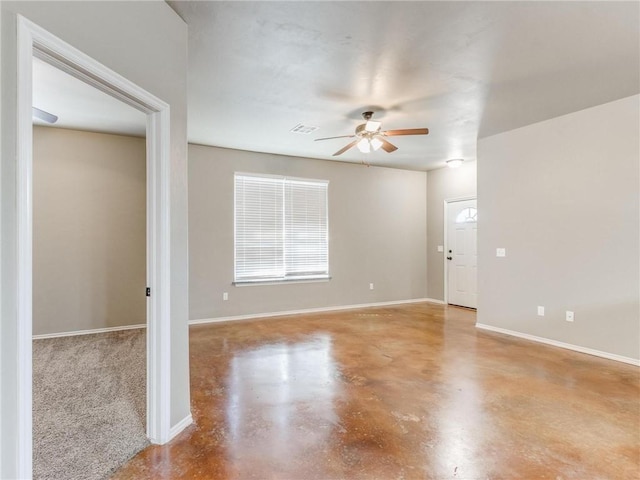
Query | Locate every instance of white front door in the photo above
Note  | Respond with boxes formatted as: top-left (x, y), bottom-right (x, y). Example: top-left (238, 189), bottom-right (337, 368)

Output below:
top-left (446, 199), bottom-right (478, 308)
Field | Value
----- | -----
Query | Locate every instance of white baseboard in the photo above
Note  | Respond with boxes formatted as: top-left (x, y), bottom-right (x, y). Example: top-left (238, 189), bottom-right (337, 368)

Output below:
top-left (476, 323), bottom-right (640, 366)
top-left (169, 413), bottom-right (193, 440)
top-left (32, 323), bottom-right (146, 340)
top-left (190, 298), bottom-right (441, 325)
top-left (425, 297), bottom-right (446, 305)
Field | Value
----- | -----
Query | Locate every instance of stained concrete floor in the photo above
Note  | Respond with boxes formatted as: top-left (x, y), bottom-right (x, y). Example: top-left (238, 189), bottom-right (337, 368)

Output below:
top-left (112, 302), bottom-right (640, 479)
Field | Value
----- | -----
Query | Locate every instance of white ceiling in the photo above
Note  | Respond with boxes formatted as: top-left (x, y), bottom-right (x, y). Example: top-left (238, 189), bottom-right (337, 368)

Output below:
top-left (33, 1), bottom-right (639, 171)
top-left (32, 56), bottom-right (146, 137)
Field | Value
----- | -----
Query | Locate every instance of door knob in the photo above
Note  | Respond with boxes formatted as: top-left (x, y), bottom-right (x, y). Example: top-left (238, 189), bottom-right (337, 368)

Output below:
top-left (447, 256), bottom-right (453, 260)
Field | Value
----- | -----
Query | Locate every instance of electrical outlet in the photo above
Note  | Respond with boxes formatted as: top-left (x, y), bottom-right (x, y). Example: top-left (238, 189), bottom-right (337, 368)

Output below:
top-left (537, 306), bottom-right (545, 316)
top-left (566, 311), bottom-right (574, 322)
top-left (223, 292), bottom-right (228, 301)
top-left (369, 283), bottom-right (374, 290)
top-left (496, 248), bottom-right (506, 257)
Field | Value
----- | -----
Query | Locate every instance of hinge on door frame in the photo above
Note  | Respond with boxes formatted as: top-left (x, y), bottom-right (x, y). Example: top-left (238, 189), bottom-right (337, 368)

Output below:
top-left (146, 287), bottom-right (151, 297)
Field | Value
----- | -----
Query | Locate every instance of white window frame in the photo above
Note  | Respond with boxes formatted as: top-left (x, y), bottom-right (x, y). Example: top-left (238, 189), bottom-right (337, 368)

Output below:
top-left (234, 173), bottom-right (330, 285)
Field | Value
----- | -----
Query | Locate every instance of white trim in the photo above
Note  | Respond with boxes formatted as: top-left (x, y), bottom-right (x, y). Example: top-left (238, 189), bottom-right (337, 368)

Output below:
top-left (32, 324), bottom-right (146, 340)
top-left (234, 277), bottom-right (331, 287)
top-left (234, 171), bottom-right (330, 185)
top-left (424, 297), bottom-right (446, 305)
top-left (169, 414), bottom-right (194, 439)
top-left (443, 196), bottom-right (477, 306)
top-left (476, 323), bottom-right (640, 366)
top-left (16, 19), bottom-right (34, 479)
top-left (15, 16), bottom-right (177, 477)
top-left (0, 2), bottom-right (6, 475)
top-left (190, 298), bottom-right (436, 325)
top-left (145, 106), bottom-right (173, 446)
top-left (444, 195), bottom-right (477, 203)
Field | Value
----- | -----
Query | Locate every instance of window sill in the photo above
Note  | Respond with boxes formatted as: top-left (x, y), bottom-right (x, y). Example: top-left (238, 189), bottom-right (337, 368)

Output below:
top-left (233, 276), bottom-right (331, 287)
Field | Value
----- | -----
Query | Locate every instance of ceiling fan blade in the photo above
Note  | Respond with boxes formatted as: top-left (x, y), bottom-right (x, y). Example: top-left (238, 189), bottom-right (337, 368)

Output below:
top-left (332, 139), bottom-right (359, 156)
top-left (315, 135), bottom-right (355, 142)
top-left (382, 128), bottom-right (429, 136)
top-left (379, 137), bottom-right (398, 153)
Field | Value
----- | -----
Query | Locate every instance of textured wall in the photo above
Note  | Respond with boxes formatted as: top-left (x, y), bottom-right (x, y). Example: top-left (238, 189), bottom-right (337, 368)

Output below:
top-left (189, 145), bottom-right (428, 320)
top-left (477, 95), bottom-right (640, 360)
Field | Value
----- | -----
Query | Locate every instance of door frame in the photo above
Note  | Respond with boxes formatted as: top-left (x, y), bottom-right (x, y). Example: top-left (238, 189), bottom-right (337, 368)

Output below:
top-left (16, 16), bottom-right (172, 477)
top-left (443, 196), bottom-right (477, 305)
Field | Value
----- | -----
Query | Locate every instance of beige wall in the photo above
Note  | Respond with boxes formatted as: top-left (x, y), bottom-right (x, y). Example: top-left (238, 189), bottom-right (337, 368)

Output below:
top-left (32, 127), bottom-right (146, 336)
top-left (189, 145), bottom-right (427, 320)
top-left (477, 95), bottom-right (640, 361)
top-left (426, 161), bottom-right (477, 301)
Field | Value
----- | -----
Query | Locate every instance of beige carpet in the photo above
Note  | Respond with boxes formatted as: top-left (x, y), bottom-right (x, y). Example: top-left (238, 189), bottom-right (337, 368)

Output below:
top-left (33, 329), bottom-right (148, 480)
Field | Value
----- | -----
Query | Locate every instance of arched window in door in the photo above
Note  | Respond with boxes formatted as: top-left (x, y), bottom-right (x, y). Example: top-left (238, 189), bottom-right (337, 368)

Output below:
top-left (456, 207), bottom-right (477, 223)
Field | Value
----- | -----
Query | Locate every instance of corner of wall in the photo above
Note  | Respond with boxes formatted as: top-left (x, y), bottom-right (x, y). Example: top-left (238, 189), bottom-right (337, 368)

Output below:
top-left (426, 161), bottom-right (477, 301)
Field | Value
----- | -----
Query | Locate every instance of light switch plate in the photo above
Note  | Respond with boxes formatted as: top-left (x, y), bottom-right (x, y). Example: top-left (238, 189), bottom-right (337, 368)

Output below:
top-left (437, 245), bottom-right (444, 252)
top-left (566, 311), bottom-right (574, 322)
top-left (537, 306), bottom-right (545, 316)
top-left (496, 248), bottom-right (506, 257)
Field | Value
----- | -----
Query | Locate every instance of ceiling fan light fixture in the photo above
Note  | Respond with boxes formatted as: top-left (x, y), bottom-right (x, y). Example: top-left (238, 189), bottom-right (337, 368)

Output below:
top-left (364, 120), bottom-right (381, 132)
top-left (446, 158), bottom-right (464, 169)
top-left (357, 137), bottom-right (371, 153)
top-left (370, 137), bottom-right (383, 151)
top-left (318, 110), bottom-right (428, 156)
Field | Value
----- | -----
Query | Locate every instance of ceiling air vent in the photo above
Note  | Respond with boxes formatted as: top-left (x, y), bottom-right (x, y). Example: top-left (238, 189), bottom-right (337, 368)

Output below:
top-left (290, 123), bottom-right (319, 134)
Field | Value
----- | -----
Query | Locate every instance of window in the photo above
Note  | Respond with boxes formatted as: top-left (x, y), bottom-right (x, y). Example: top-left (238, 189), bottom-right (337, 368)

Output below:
top-left (234, 173), bottom-right (329, 283)
top-left (455, 207), bottom-right (477, 223)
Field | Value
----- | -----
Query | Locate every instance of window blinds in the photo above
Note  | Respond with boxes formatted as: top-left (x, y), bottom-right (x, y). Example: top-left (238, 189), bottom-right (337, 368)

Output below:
top-left (234, 174), bottom-right (329, 283)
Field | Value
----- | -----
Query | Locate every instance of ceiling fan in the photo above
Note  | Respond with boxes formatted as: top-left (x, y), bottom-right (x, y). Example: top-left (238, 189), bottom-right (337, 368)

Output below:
top-left (315, 111), bottom-right (429, 156)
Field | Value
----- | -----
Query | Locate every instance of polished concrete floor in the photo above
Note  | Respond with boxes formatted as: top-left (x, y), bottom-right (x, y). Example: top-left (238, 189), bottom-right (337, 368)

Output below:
top-left (112, 303), bottom-right (640, 479)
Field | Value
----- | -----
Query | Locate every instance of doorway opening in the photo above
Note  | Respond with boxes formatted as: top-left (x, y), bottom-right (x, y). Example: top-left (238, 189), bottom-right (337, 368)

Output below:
top-left (32, 53), bottom-right (149, 479)
top-left (444, 197), bottom-right (477, 309)
top-left (16, 16), bottom-right (172, 478)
